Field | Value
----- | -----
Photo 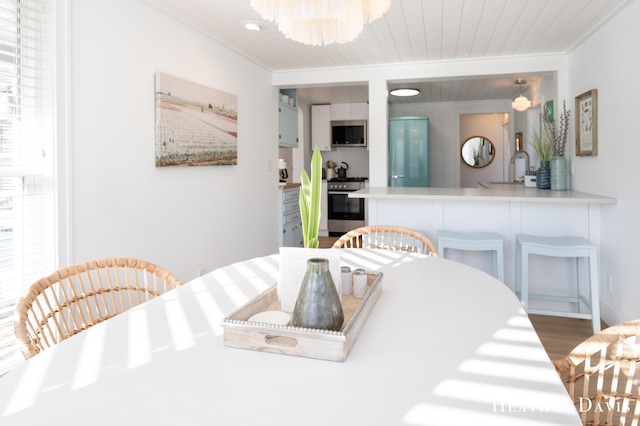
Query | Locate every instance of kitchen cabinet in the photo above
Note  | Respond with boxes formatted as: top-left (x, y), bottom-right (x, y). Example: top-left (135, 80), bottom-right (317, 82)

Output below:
top-left (279, 89), bottom-right (298, 148)
top-left (330, 103), bottom-right (368, 121)
top-left (279, 185), bottom-right (303, 247)
top-left (311, 104), bottom-right (332, 151)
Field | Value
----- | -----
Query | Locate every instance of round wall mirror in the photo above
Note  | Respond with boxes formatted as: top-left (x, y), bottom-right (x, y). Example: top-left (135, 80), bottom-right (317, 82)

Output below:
top-left (461, 136), bottom-right (495, 168)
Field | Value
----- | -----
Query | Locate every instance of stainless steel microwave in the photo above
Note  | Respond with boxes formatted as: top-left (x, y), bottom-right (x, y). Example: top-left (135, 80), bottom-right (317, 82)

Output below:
top-left (331, 120), bottom-right (367, 147)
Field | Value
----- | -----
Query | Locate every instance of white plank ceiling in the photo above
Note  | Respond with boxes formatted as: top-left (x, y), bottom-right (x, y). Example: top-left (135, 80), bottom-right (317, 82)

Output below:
top-left (145, 0), bottom-right (632, 104)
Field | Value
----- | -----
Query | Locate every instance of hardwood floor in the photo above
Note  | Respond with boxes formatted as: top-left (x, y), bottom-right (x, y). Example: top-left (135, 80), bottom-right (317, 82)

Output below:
top-left (318, 236), bottom-right (338, 248)
top-left (530, 314), bottom-right (606, 361)
top-left (320, 236), bottom-right (602, 360)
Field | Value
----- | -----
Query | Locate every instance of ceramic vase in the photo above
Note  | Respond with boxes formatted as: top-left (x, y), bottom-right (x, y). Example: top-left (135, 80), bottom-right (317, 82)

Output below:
top-left (536, 160), bottom-right (551, 189)
top-left (550, 156), bottom-right (568, 191)
top-left (292, 258), bottom-right (344, 331)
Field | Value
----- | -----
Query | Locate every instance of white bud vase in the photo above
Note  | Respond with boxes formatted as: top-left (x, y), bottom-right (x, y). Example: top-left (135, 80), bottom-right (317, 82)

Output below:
top-left (550, 156), bottom-right (567, 191)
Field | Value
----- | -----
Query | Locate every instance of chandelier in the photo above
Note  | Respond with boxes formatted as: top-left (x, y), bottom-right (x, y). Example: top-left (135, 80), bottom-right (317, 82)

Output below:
top-left (250, 0), bottom-right (391, 46)
top-left (511, 79), bottom-right (532, 112)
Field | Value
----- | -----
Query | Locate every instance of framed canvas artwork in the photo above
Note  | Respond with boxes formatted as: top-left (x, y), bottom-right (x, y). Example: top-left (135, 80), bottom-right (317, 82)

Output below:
top-left (155, 72), bottom-right (238, 166)
top-left (575, 89), bottom-right (597, 156)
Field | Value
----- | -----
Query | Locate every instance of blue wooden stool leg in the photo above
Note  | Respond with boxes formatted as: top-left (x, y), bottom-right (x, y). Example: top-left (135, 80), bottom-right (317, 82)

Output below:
top-left (496, 243), bottom-right (504, 283)
top-left (588, 251), bottom-right (601, 333)
top-left (576, 256), bottom-right (586, 314)
top-left (516, 239), bottom-right (527, 309)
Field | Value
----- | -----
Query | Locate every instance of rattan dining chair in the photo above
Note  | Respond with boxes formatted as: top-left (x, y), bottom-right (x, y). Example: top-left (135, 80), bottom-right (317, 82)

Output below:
top-left (331, 225), bottom-right (438, 256)
top-left (14, 257), bottom-right (183, 360)
top-left (553, 319), bottom-right (640, 426)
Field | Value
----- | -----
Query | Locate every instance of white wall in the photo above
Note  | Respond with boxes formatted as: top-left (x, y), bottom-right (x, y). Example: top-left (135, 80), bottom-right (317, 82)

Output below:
top-left (390, 100), bottom-right (511, 187)
top-left (459, 114), bottom-right (506, 187)
top-left (67, 0), bottom-right (279, 282)
top-left (569, 0), bottom-right (640, 324)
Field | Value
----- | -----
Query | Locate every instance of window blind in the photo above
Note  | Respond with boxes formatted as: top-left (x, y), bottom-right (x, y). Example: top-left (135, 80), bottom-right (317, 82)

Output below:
top-left (0, 0), bottom-right (54, 375)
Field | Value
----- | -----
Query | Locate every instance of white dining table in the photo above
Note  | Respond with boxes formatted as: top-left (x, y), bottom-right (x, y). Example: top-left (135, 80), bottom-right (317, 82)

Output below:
top-left (0, 249), bottom-right (581, 425)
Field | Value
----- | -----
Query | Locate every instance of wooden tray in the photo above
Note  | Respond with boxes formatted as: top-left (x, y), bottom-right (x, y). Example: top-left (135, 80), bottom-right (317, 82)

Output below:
top-left (220, 272), bottom-right (382, 362)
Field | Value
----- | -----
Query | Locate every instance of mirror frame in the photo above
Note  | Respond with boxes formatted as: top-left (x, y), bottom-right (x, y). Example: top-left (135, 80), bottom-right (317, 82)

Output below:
top-left (460, 136), bottom-right (495, 169)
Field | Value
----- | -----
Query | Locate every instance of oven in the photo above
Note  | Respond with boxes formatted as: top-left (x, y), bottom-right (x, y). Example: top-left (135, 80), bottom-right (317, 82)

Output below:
top-left (327, 178), bottom-right (366, 236)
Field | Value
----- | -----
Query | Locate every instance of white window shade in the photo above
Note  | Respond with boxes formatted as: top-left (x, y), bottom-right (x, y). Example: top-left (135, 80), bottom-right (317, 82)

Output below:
top-left (0, 0), bottom-right (54, 375)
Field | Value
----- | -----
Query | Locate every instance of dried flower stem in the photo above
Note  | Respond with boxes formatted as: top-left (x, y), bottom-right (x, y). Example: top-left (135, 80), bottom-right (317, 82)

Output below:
top-left (544, 100), bottom-right (571, 157)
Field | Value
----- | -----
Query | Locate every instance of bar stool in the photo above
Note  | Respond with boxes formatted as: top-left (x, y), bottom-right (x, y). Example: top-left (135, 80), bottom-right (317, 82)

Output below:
top-left (515, 234), bottom-right (600, 333)
top-left (437, 230), bottom-right (504, 282)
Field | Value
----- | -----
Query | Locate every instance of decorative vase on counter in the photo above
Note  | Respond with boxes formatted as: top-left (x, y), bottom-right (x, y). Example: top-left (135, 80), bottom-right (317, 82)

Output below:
top-left (550, 156), bottom-right (568, 191)
top-left (292, 258), bottom-right (344, 331)
top-left (536, 160), bottom-right (551, 189)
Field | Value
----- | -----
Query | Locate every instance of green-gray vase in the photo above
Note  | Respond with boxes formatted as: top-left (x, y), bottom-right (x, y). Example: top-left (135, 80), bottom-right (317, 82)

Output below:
top-left (550, 156), bottom-right (568, 191)
top-left (292, 258), bottom-right (344, 331)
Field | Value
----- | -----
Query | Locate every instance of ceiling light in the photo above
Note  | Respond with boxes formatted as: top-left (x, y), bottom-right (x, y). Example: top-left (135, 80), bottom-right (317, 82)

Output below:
top-left (511, 79), bottom-right (531, 112)
top-left (390, 88), bottom-right (420, 97)
top-left (250, 0), bottom-right (391, 46)
top-left (244, 21), bottom-right (262, 31)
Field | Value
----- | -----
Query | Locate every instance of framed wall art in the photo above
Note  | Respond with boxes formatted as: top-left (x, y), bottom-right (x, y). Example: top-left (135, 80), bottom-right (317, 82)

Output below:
top-left (155, 72), bottom-right (237, 167)
top-left (575, 89), bottom-right (598, 156)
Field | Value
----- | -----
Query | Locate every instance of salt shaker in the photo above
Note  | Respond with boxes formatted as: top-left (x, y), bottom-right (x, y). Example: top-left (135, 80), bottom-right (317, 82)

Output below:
top-left (340, 266), bottom-right (352, 295)
top-left (353, 269), bottom-right (368, 298)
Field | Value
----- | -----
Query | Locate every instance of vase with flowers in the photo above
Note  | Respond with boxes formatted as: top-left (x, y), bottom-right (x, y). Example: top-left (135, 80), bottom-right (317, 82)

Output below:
top-left (544, 100), bottom-right (571, 191)
top-left (530, 125), bottom-right (551, 189)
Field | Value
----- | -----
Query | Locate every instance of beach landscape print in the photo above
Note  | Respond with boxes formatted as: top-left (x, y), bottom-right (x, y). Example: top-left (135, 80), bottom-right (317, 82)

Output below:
top-left (155, 72), bottom-right (237, 166)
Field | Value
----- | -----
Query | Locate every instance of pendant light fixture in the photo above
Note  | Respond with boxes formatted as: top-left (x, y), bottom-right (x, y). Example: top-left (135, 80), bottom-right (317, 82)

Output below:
top-left (512, 79), bottom-right (532, 112)
top-left (250, 0), bottom-right (391, 46)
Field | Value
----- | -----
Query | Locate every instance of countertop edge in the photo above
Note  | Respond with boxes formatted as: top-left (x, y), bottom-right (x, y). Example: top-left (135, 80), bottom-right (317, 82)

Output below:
top-left (349, 186), bottom-right (617, 204)
top-left (278, 183), bottom-right (302, 190)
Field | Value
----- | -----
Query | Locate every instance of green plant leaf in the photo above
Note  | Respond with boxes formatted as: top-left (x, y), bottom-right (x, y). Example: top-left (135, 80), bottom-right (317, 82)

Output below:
top-left (299, 169), bottom-right (311, 247)
top-left (299, 146), bottom-right (322, 248)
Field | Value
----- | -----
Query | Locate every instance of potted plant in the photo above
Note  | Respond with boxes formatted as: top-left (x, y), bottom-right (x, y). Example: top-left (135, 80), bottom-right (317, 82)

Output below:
top-left (530, 125), bottom-right (551, 189)
top-left (294, 145), bottom-right (344, 330)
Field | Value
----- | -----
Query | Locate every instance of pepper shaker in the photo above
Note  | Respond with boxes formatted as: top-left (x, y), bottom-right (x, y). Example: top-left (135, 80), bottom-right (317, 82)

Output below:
top-left (353, 269), bottom-right (368, 298)
top-left (340, 266), bottom-right (352, 295)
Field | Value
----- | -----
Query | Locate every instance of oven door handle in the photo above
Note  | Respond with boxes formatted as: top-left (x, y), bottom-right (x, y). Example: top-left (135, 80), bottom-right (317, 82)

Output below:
top-left (390, 175), bottom-right (405, 179)
top-left (328, 191), bottom-right (353, 195)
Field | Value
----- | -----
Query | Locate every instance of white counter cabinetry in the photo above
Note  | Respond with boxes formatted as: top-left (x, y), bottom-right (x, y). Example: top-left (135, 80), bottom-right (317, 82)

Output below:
top-left (311, 105), bottom-right (331, 151)
top-left (279, 186), bottom-right (303, 247)
top-left (352, 185), bottom-right (616, 309)
top-left (330, 103), bottom-right (368, 121)
top-left (313, 103), bottom-right (368, 151)
top-left (279, 89), bottom-right (298, 148)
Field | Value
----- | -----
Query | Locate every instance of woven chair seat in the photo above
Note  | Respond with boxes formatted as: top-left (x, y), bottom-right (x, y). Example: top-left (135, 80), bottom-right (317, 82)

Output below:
top-left (331, 225), bottom-right (438, 256)
top-left (553, 319), bottom-right (640, 425)
top-left (14, 258), bottom-right (182, 360)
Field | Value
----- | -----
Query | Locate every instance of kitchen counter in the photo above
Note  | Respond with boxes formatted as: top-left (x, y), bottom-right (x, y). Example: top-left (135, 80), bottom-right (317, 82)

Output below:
top-left (278, 182), bottom-right (301, 190)
top-left (349, 184), bottom-right (615, 300)
top-left (350, 184), bottom-right (616, 204)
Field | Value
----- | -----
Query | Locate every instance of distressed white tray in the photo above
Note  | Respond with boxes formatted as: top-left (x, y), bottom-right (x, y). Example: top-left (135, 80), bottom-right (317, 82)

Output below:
top-left (220, 272), bottom-right (382, 362)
